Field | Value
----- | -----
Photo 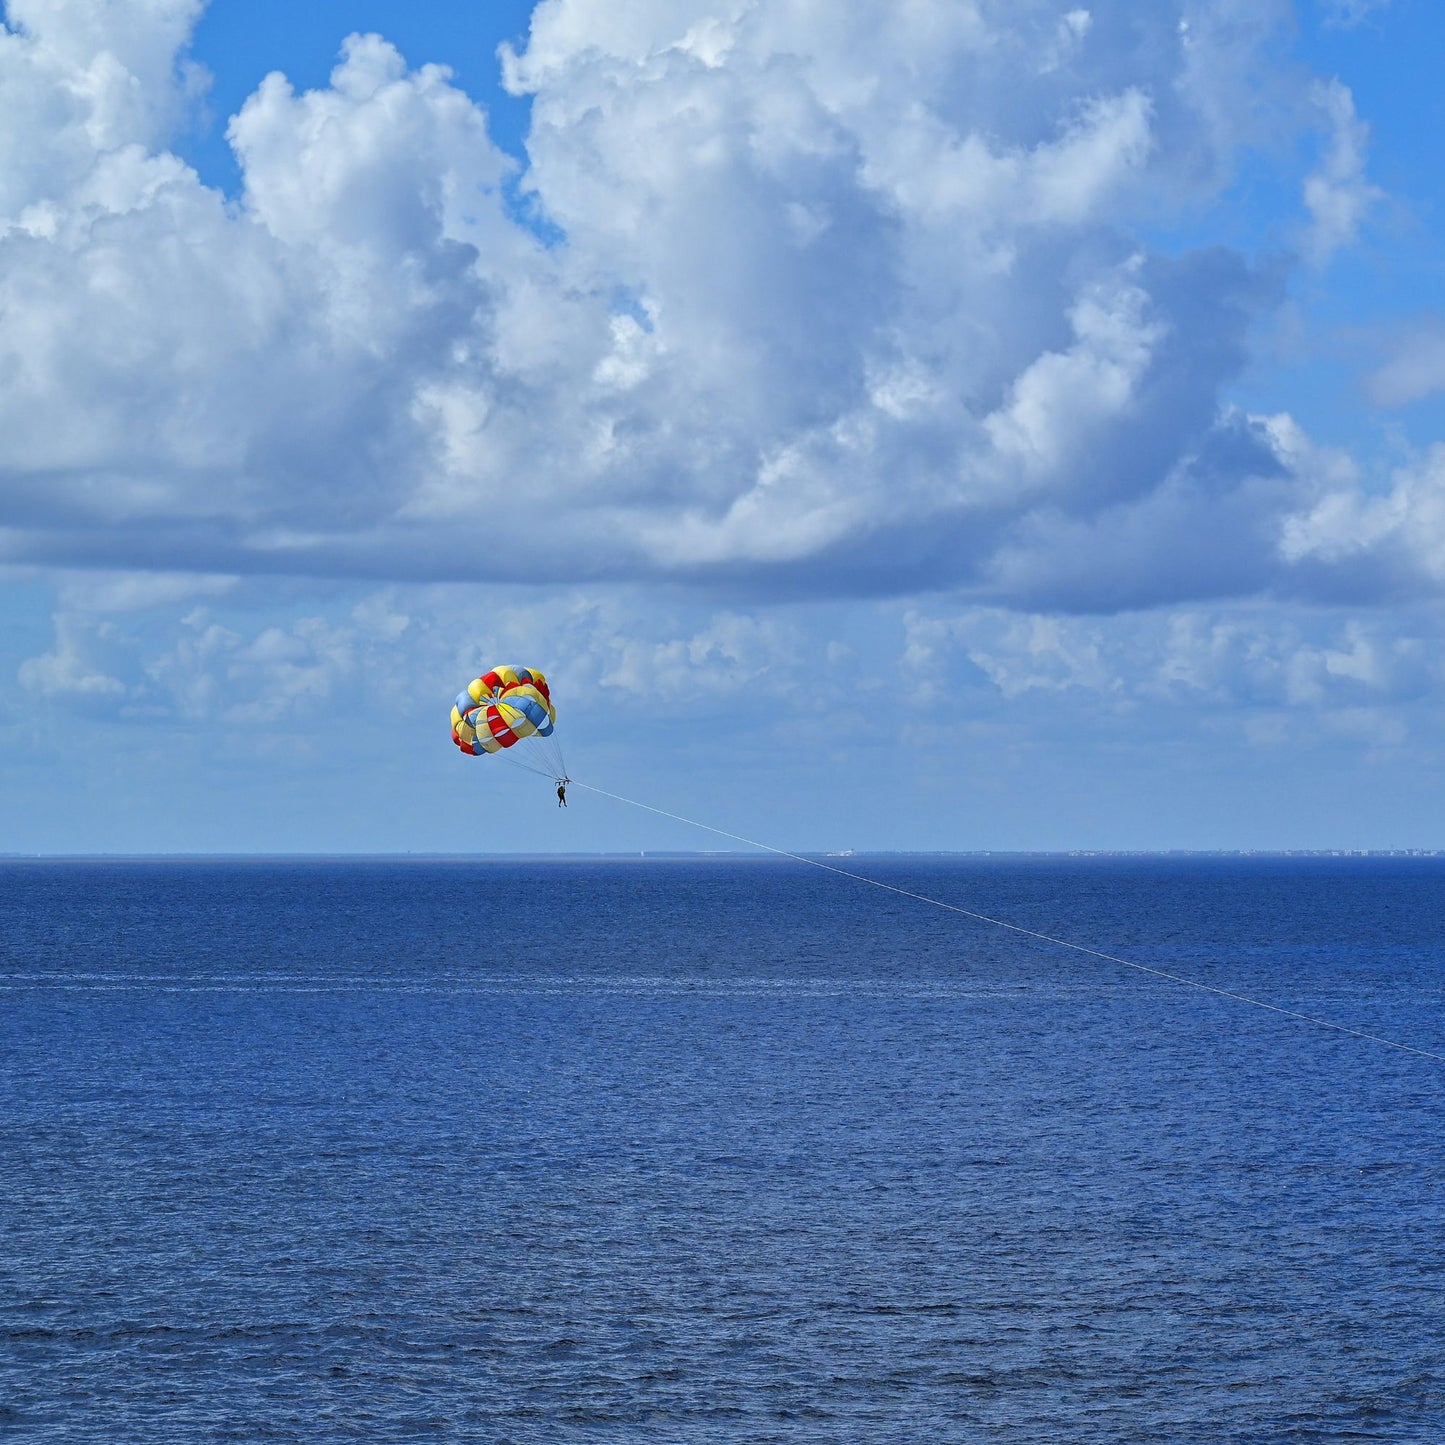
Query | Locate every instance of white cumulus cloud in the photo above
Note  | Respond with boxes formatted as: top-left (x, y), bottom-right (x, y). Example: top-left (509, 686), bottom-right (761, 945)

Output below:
top-left (0, 0), bottom-right (1406, 615)
top-left (1301, 79), bottom-right (1380, 267)
top-left (1365, 321), bottom-right (1445, 409)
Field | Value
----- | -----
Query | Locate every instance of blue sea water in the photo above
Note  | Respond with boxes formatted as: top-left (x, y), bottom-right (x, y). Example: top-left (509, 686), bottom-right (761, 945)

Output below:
top-left (1, 854), bottom-right (1443, 1443)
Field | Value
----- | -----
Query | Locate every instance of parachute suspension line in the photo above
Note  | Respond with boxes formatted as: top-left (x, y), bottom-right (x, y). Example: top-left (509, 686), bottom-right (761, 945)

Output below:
top-left (498, 750), bottom-right (560, 782)
top-left (568, 779), bottom-right (1445, 1067)
top-left (496, 734), bottom-right (567, 785)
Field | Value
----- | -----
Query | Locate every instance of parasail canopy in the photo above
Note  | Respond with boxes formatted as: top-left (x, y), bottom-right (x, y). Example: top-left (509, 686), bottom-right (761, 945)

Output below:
top-left (451, 665), bottom-right (565, 779)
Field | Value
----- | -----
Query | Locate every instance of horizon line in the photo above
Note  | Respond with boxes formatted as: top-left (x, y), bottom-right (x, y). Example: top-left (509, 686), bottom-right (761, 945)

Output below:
top-left (2, 848), bottom-right (1442, 862)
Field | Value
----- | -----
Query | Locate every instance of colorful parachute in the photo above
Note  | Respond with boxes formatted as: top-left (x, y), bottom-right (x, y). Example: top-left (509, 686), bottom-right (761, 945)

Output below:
top-left (451, 666), bottom-right (562, 777)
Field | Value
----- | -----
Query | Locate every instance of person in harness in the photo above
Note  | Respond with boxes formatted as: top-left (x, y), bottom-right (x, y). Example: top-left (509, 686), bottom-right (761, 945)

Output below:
top-left (556, 778), bottom-right (568, 807)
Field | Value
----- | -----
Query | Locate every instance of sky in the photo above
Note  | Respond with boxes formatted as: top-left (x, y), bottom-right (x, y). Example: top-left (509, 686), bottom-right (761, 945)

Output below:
top-left (3, 0), bottom-right (1445, 855)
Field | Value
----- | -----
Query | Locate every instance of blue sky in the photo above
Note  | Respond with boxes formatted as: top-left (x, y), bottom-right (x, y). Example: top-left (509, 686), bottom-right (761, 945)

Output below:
top-left (4, 0), bottom-right (1445, 855)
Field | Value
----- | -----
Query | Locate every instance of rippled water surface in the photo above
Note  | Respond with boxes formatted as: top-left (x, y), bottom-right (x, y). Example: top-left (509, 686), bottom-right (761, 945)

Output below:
top-left (2, 855), bottom-right (1443, 1442)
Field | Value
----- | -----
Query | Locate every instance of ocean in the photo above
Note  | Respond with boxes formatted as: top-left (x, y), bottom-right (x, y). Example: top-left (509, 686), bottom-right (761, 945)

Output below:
top-left (2, 855), bottom-right (1442, 1443)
